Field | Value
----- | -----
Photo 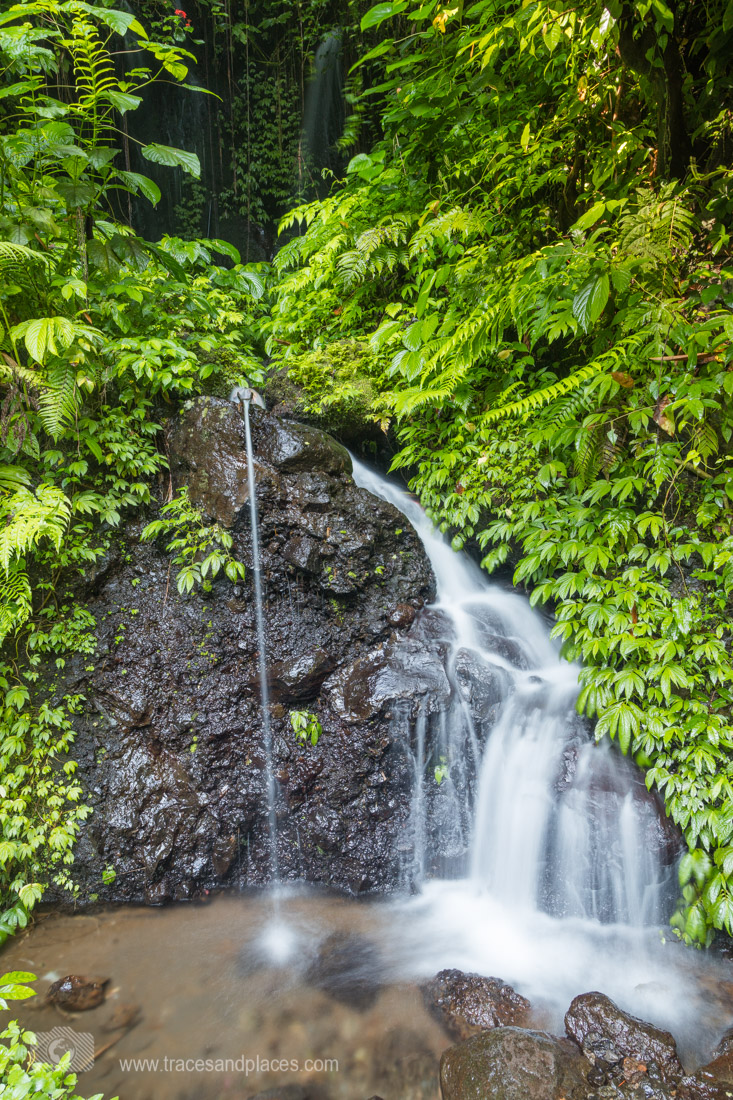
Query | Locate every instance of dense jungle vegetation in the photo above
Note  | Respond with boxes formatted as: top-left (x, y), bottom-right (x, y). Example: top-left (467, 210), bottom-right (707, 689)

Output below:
top-left (1, 1), bottom-right (733, 1083)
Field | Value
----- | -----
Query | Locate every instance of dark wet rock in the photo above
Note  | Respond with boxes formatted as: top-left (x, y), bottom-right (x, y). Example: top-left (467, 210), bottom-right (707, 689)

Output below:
top-left (565, 993), bottom-right (684, 1082)
top-left (422, 969), bottom-right (530, 1042)
top-left (683, 1046), bottom-right (733, 1098)
top-left (326, 636), bottom-right (451, 724)
top-left (453, 650), bottom-right (506, 734)
top-left (47, 400), bottom-right (442, 904)
top-left (167, 398), bottom-right (277, 527)
top-left (211, 833), bottom-right (238, 877)
top-left (678, 1076), bottom-right (733, 1100)
top-left (251, 414), bottom-right (350, 475)
top-left (304, 932), bottom-right (382, 1010)
top-left (46, 975), bottom-right (107, 1011)
top-left (713, 1029), bottom-right (733, 1060)
top-left (388, 603), bottom-right (416, 629)
top-left (267, 649), bottom-right (335, 703)
top-left (282, 534), bottom-right (320, 573)
top-left (440, 1026), bottom-right (591, 1100)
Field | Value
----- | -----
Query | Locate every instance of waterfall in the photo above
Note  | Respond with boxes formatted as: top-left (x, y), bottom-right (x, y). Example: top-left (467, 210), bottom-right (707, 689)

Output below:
top-left (350, 458), bottom-right (675, 926)
top-left (243, 400), bottom-right (278, 883)
top-left (301, 31), bottom-right (345, 190)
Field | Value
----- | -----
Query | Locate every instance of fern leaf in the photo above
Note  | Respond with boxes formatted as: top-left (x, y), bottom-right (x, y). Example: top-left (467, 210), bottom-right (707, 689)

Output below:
top-left (575, 425), bottom-right (602, 488)
top-left (38, 363), bottom-right (78, 439)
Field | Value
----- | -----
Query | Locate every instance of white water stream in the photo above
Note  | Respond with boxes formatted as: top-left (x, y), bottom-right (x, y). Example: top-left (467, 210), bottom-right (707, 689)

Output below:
top-left (243, 400), bottom-right (278, 883)
top-left (348, 458), bottom-right (705, 1039)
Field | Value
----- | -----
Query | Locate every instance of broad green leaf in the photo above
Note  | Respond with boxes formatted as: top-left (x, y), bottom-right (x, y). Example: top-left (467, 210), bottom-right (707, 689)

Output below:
top-left (141, 143), bottom-right (201, 178)
top-left (542, 21), bottom-right (562, 52)
top-left (573, 201), bottom-right (605, 231)
top-left (350, 38), bottom-right (396, 71)
top-left (361, 1), bottom-right (408, 30)
top-left (116, 170), bottom-right (162, 205)
top-left (104, 90), bottom-right (142, 114)
top-left (572, 273), bottom-right (610, 330)
top-left (55, 179), bottom-right (95, 209)
top-left (207, 239), bottom-right (241, 263)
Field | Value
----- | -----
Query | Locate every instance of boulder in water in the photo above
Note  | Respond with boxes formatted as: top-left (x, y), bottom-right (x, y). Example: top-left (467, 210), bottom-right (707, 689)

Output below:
top-left (422, 969), bottom-right (530, 1041)
top-left (564, 992), bottom-right (684, 1082)
top-left (46, 974), bottom-right (107, 1011)
top-left (439, 1026), bottom-right (591, 1099)
top-left (303, 931), bottom-right (383, 1010)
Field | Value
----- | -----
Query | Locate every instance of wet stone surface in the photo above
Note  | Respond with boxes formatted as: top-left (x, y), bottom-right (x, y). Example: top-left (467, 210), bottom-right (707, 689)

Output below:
top-left (51, 399), bottom-right (439, 904)
top-left (423, 968), bottom-right (531, 1042)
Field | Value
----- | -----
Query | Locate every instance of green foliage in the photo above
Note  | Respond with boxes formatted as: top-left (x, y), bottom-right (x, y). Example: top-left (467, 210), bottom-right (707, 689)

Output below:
top-left (142, 487), bottom-right (246, 593)
top-left (290, 709), bottom-right (322, 746)
top-left (0, 974), bottom-right (109, 1099)
top-left (0, 0), bottom-right (266, 936)
top-left (265, 0), bottom-right (733, 946)
top-left (269, 338), bottom-right (380, 433)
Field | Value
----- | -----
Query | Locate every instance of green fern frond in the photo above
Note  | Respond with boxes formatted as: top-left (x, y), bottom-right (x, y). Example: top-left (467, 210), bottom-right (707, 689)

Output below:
top-left (38, 362), bottom-right (78, 439)
top-left (0, 484), bottom-right (70, 574)
top-left (0, 566), bottom-right (33, 644)
top-left (0, 354), bottom-right (47, 391)
top-left (0, 241), bottom-right (52, 309)
top-left (385, 381), bottom-right (456, 415)
top-left (408, 207), bottom-right (483, 258)
top-left (575, 425), bottom-right (602, 488)
top-left (618, 185), bottom-right (696, 289)
top-left (481, 363), bottom-right (600, 426)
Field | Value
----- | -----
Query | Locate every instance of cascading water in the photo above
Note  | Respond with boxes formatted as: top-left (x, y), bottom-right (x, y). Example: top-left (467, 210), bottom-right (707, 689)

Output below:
top-left (350, 457), bottom-right (675, 925)
top-left (301, 30), bottom-right (345, 190)
top-left (242, 398), bottom-right (279, 884)
top-left (348, 458), bottom-right (694, 1034)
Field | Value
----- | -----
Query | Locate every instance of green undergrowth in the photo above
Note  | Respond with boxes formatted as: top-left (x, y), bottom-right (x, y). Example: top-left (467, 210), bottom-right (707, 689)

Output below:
top-left (0, 0), bottom-right (267, 944)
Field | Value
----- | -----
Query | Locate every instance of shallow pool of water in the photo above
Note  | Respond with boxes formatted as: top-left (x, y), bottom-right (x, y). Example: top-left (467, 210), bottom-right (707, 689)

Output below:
top-left (2, 886), bottom-right (732, 1099)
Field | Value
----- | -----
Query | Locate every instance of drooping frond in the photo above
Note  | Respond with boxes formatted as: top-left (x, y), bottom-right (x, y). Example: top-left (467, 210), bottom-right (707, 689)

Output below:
top-left (0, 566), bottom-right (33, 644)
top-left (481, 362), bottom-right (601, 426)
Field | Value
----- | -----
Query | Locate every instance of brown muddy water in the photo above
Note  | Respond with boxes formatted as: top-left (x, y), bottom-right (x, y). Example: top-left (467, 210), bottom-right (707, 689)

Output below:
top-left (0, 891), bottom-right (450, 1100)
top-left (3, 887), bottom-right (733, 1100)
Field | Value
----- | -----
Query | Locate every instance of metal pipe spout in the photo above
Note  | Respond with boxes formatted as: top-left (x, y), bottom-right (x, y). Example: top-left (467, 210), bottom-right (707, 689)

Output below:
top-left (229, 385), bottom-right (266, 410)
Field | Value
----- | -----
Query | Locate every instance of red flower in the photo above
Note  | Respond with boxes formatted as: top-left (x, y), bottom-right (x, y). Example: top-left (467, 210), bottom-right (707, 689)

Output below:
top-left (174, 9), bottom-right (186, 16)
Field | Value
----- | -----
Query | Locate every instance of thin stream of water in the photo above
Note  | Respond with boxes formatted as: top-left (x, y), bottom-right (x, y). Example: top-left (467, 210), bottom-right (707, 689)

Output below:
top-left (243, 400), bottom-right (278, 884)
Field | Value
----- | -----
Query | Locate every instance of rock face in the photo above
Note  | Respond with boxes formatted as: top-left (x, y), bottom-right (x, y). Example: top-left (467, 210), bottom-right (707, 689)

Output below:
top-left (564, 991), bottom-right (685, 1083)
top-left (60, 398), bottom-right (438, 903)
top-left (439, 1026), bottom-right (591, 1100)
top-left (423, 969), bottom-right (530, 1042)
top-left (51, 397), bottom-right (681, 907)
